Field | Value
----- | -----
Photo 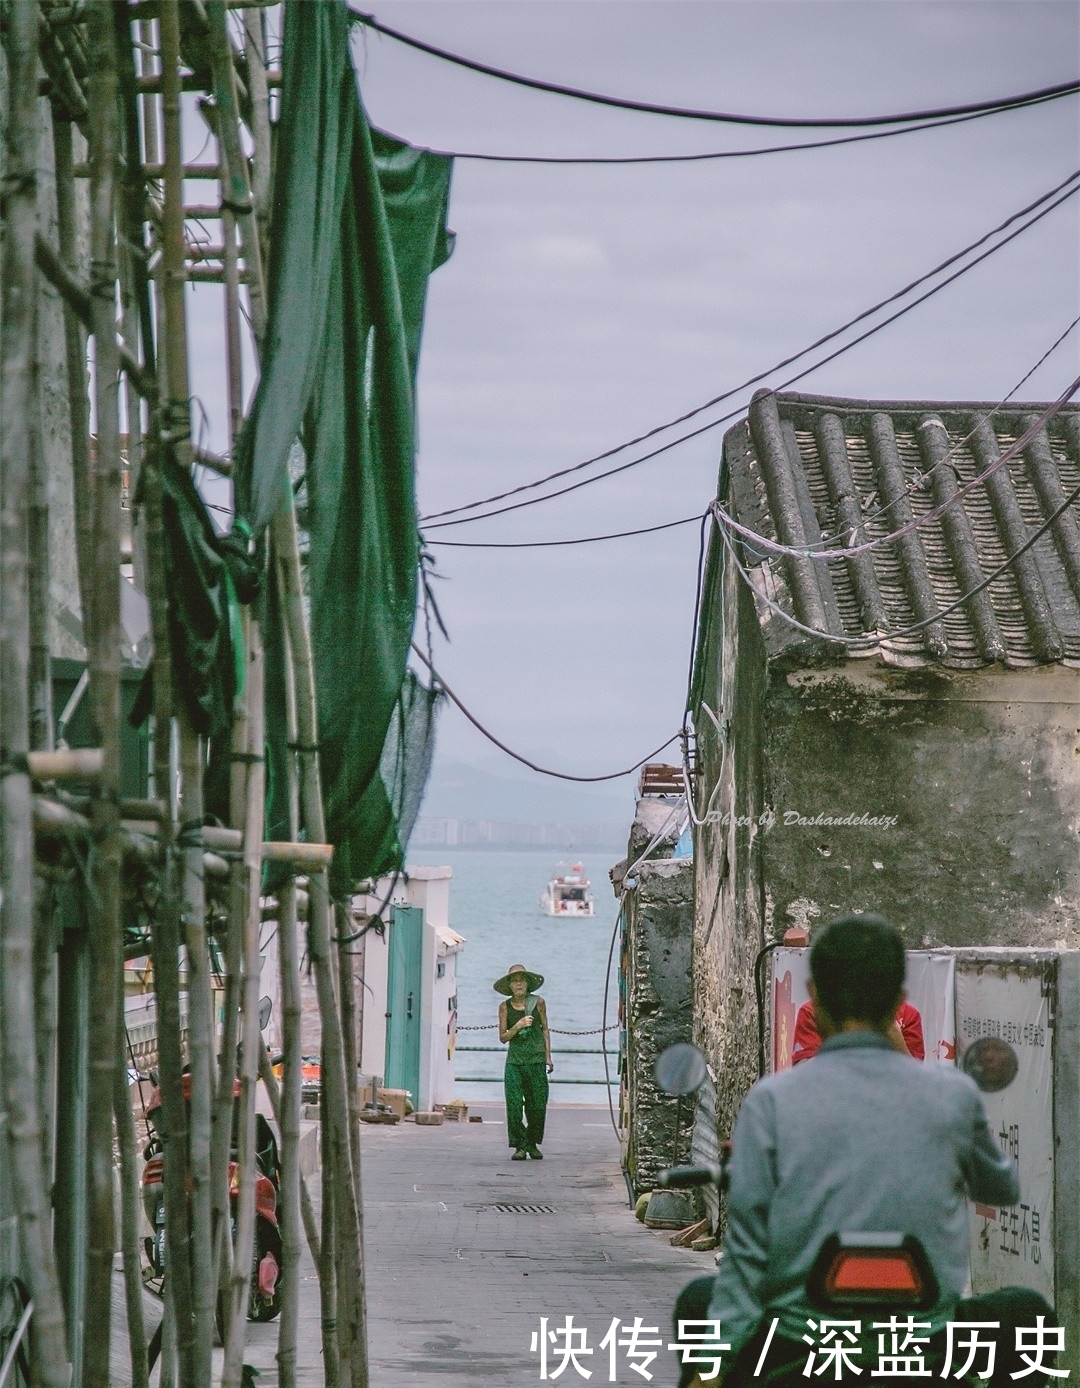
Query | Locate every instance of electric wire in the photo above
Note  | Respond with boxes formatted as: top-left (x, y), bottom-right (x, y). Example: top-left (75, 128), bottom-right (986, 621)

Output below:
top-left (422, 513), bottom-right (702, 548)
top-left (409, 642), bottom-right (678, 782)
top-left (351, 13), bottom-right (1078, 130)
top-left (422, 171), bottom-right (1080, 527)
top-left (426, 178), bottom-right (1078, 536)
top-left (714, 370), bottom-right (1080, 565)
top-left (394, 105), bottom-right (1073, 167)
top-left (716, 464), bottom-right (1080, 648)
top-left (798, 312), bottom-right (1080, 553)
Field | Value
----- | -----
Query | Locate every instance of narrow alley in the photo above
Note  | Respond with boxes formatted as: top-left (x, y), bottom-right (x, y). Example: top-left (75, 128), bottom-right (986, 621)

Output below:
top-left (241, 1105), bottom-right (713, 1387)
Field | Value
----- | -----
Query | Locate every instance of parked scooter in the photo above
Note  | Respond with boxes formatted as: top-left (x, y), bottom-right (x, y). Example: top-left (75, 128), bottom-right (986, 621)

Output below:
top-left (141, 1060), bottom-right (283, 1322)
top-left (653, 1043), bottom-right (940, 1385)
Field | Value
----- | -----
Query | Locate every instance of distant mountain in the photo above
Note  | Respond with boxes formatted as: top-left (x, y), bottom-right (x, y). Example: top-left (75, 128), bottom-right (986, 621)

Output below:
top-left (419, 757), bottom-right (635, 827)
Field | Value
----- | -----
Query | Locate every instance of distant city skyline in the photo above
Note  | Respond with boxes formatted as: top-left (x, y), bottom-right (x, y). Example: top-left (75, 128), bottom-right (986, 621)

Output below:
top-left (412, 814), bottom-right (627, 851)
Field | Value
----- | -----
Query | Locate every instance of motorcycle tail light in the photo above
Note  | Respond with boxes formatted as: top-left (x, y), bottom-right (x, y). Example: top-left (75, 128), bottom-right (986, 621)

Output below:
top-left (142, 1158), bottom-right (164, 1187)
top-left (808, 1233), bottom-right (938, 1311)
top-left (828, 1252), bottom-right (920, 1295)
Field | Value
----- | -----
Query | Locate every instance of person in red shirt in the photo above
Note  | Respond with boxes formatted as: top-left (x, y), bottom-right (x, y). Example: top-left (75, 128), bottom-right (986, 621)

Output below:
top-left (791, 995), bottom-right (924, 1064)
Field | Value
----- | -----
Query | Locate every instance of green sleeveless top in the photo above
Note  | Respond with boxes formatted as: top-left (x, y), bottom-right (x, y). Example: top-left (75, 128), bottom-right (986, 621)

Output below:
top-left (505, 995), bottom-right (546, 1066)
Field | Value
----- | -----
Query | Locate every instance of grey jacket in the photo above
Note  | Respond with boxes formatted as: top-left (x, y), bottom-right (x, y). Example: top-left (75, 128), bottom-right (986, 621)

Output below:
top-left (709, 1030), bottom-right (1019, 1353)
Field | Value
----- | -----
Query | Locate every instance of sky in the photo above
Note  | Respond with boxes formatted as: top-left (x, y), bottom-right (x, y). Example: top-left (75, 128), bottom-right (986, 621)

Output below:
top-left (189, 1), bottom-right (1080, 824)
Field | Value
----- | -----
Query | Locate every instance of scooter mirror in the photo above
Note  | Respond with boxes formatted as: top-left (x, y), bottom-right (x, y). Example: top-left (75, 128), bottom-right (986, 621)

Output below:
top-left (258, 995), bottom-right (273, 1031)
top-left (654, 1042), bottom-right (708, 1096)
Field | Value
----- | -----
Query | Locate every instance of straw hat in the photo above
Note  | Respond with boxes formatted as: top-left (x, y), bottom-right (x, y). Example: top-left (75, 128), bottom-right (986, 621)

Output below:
top-left (493, 963), bottom-right (544, 996)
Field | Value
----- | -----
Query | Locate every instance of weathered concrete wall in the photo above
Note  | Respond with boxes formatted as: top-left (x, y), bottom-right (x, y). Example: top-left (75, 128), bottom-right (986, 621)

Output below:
top-left (763, 663), bottom-right (1080, 950)
top-left (691, 524), bottom-right (1080, 1152)
top-left (692, 538), bottom-right (769, 1146)
top-left (624, 856), bottom-right (694, 1197)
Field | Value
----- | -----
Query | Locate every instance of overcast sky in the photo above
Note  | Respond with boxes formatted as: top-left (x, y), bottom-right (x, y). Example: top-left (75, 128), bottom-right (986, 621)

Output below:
top-left (191, 1), bottom-right (1080, 821)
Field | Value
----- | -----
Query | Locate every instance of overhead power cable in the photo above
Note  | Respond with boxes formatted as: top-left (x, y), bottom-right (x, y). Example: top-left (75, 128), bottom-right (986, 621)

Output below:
top-left (717, 464), bottom-right (1080, 648)
top-left (421, 169), bottom-right (1080, 527)
top-left (352, 13), bottom-right (1078, 129)
top-left (403, 106), bottom-right (1067, 167)
top-left (425, 186), bottom-right (1080, 532)
top-left (739, 313), bottom-right (1080, 555)
top-left (715, 371), bottom-right (1080, 564)
top-left (422, 513), bottom-right (702, 548)
top-left (410, 643), bottom-right (678, 781)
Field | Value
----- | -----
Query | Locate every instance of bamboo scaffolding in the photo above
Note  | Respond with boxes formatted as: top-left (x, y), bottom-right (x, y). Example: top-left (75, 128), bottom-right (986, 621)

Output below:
top-left (12, 8), bottom-right (395, 1385)
top-left (221, 623), bottom-right (267, 1388)
top-left (82, 8), bottom-right (127, 1384)
top-left (256, 1043), bottom-right (322, 1270)
top-left (179, 719), bottom-right (217, 1388)
top-left (276, 553), bottom-right (303, 1388)
top-left (152, 6), bottom-right (198, 1384)
top-left (0, 4), bottom-right (72, 1386)
top-left (335, 903), bottom-right (364, 1220)
top-left (113, 1020), bottom-right (150, 1388)
top-left (51, 117), bottom-right (97, 660)
top-left (273, 505), bottom-right (369, 1388)
top-left (206, 0), bottom-right (267, 345)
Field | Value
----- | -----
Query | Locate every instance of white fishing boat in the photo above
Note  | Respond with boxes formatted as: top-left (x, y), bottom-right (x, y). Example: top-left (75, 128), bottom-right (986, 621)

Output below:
top-left (540, 862), bottom-right (595, 918)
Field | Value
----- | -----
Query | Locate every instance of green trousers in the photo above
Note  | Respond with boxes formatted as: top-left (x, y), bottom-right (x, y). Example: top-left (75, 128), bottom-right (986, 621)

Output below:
top-left (504, 1061), bottom-right (549, 1150)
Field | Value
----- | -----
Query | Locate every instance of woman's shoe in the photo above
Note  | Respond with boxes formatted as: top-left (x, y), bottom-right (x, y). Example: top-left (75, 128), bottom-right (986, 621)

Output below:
top-left (527, 1145), bottom-right (543, 1160)
top-left (511, 1148), bottom-right (528, 1160)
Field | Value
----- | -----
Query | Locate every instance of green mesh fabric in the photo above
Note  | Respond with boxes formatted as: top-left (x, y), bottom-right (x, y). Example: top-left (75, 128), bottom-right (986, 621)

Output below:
top-left (232, 0), bottom-right (452, 889)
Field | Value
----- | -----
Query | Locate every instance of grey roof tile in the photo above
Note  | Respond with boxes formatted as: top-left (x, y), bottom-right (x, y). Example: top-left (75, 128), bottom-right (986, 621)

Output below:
top-left (722, 390), bottom-right (1080, 669)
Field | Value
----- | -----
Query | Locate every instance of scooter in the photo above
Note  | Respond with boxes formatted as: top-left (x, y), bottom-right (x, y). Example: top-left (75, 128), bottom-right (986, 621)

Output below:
top-left (141, 1070), bottom-right (283, 1323)
top-left (653, 1043), bottom-right (941, 1386)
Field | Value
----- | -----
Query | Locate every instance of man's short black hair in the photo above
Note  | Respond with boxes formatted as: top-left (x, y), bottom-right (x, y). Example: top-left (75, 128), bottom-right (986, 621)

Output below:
top-left (809, 913), bottom-right (905, 1027)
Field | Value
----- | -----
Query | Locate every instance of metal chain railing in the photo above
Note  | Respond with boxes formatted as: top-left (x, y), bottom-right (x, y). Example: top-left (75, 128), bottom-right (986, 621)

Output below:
top-left (456, 1022), bottom-right (618, 1034)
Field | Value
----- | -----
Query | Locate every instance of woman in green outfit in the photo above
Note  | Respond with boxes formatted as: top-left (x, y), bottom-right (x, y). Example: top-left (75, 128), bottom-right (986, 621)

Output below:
top-left (495, 964), bottom-right (553, 1160)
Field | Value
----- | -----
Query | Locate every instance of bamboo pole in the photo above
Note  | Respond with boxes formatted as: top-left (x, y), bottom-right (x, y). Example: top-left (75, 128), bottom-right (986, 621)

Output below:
top-left (179, 720), bottom-right (216, 1388)
top-left (221, 622), bottom-right (267, 1388)
top-left (205, 0), bottom-right (266, 345)
top-left (210, 751), bottom-right (244, 1344)
top-left (256, 1042), bottom-right (322, 1272)
top-left (157, 7), bottom-right (202, 1383)
top-left (83, 7), bottom-right (127, 1384)
top-left (51, 116), bottom-right (96, 659)
top-left (276, 877), bottom-right (302, 1388)
top-left (33, 888), bottom-right (58, 1192)
top-left (272, 503), bottom-right (369, 1388)
top-left (0, 5), bottom-right (72, 1385)
top-left (275, 558), bottom-right (302, 1388)
top-left (319, 1077), bottom-right (340, 1388)
top-left (335, 903), bottom-right (364, 1219)
top-left (242, 6), bottom-right (273, 266)
top-left (113, 1021), bottom-right (150, 1388)
top-left (28, 251), bottom-right (52, 757)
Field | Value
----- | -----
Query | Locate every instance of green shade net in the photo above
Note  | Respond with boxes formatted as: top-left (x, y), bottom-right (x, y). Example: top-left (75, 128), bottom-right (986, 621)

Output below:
top-left (233, 0), bottom-right (452, 889)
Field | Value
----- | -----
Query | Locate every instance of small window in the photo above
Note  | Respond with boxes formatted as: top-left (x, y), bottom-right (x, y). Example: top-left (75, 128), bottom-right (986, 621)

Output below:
top-left (436, 961), bottom-right (446, 979)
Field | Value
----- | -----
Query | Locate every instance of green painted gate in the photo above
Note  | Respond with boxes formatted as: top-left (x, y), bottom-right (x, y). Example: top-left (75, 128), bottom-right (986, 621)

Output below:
top-left (384, 904), bottom-right (423, 1101)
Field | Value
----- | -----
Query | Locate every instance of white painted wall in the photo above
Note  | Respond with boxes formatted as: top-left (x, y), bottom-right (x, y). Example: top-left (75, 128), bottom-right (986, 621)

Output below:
top-left (352, 866), bottom-right (465, 1109)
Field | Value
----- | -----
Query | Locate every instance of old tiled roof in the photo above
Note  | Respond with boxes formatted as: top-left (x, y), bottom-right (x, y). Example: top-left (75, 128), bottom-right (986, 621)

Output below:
top-left (722, 389), bottom-right (1080, 669)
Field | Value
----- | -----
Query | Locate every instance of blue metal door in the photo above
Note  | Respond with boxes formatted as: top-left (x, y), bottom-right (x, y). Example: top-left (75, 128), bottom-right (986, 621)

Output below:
top-left (384, 905), bottom-right (423, 1102)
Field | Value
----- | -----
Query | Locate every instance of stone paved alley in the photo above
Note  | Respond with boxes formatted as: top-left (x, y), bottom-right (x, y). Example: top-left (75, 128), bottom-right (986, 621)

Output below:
top-left (238, 1103), bottom-right (714, 1387)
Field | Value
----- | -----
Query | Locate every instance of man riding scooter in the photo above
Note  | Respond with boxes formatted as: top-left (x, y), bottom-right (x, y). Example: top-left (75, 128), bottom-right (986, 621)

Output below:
top-left (675, 914), bottom-right (1060, 1385)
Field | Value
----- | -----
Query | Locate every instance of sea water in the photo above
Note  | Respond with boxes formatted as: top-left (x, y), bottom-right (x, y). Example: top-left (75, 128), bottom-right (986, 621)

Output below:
top-left (408, 848), bottom-right (623, 1104)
